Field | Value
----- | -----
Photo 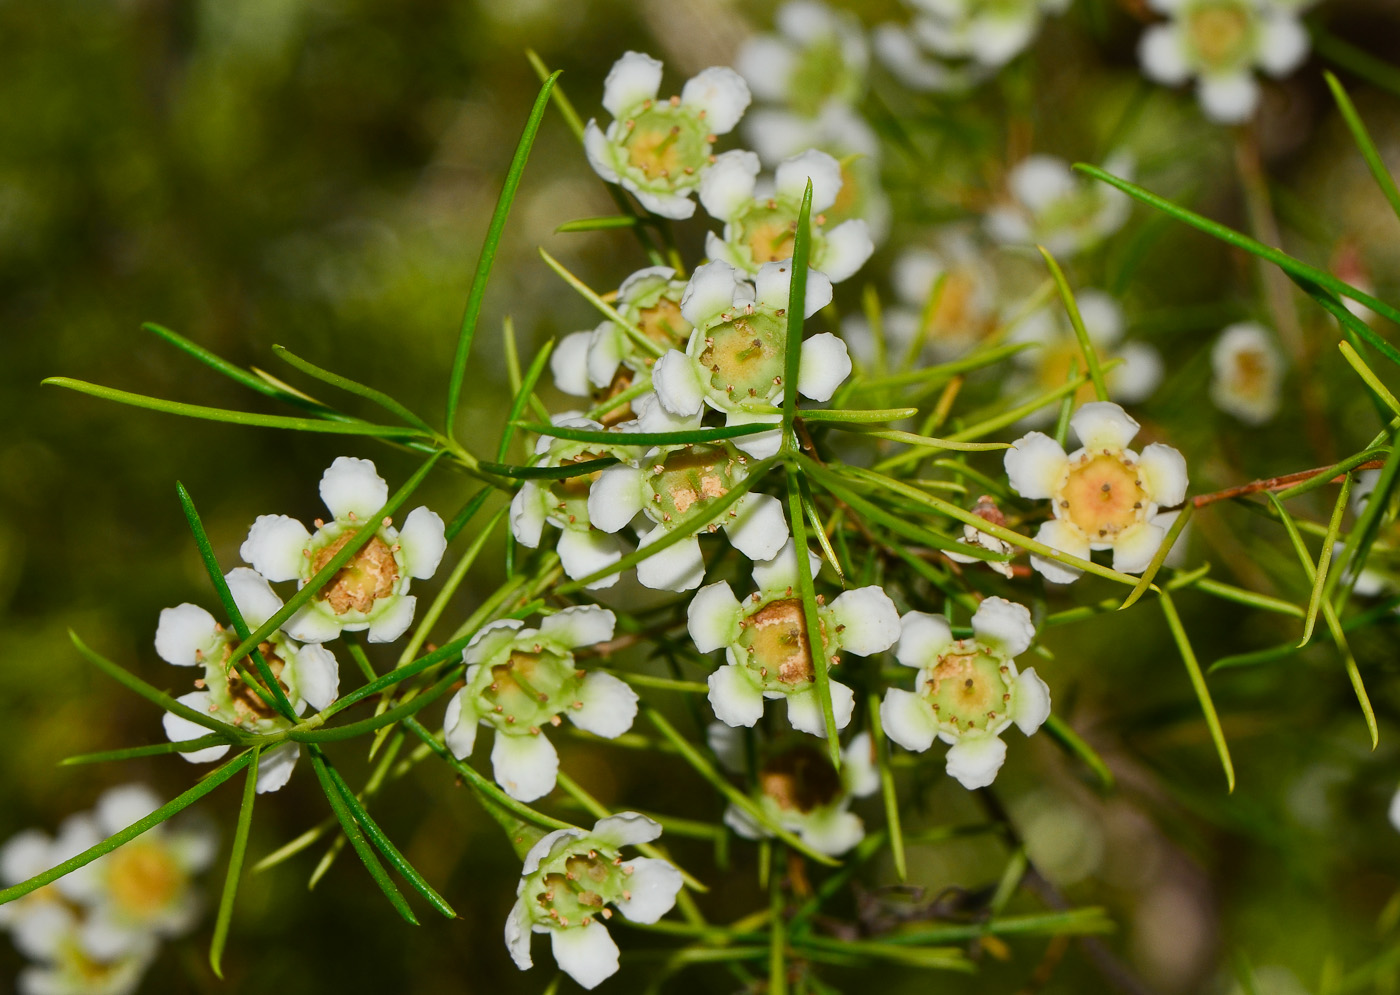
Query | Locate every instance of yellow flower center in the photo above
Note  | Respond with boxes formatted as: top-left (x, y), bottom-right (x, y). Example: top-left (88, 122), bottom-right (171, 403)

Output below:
top-left (311, 531), bottom-right (399, 615)
top-left (106, 841), bottom-right (185, 919)
top-left (698, 312), bottom-right (786, 406)
top-left (738, 597), bottom-right (831, 689)
top-left (923, 268), bottom-right (988, 347)
top-left (1058, 452), bottom-right (1147, 539)
top-left (1188, 3), bottom-right (1253, 68)
top-left (636, 297), bottom-right (689, 349)
top-left (924, 647), bottom-right (1011, 733)
top-left (1227, 345), bottom-right (1272, 401)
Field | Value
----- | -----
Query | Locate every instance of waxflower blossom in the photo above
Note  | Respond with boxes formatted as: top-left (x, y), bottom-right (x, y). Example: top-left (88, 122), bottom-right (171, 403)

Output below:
top-left (985, 154), bottom-right (1133, 259)
top-left (1138, 0), bottom-right (1309, 124)
top-left (651, 259), bottom-right (850, 459)
top-left (1007, 290), bottom-right (1163, 424)
top-left (736, 1), bottom-right (869, 121)
top-left (870, 231), bottom-right (1005, 363)
top-left (157, 567), bottom-right (340, 792)
top-left (688, 540), bottom-right (900, 736)
top-left (713, 726), bottom-right (880, 856)
top-left (510, 416), bottom-right (641, 589)
top-left (506, 813), bottom-right (682, 989)
top-left (944, 495), bottom-right (1016, 578)
top-left (700, 149), bottom-right (874, 284)
top-left (443, 607), bottom-right (636, 802)
top-left (1004, 402), bottom-right (1189, 583)
top-left (875, 0), bottom-right (1069, 93)
top-left (1210, 322), bottom-right (1284, 424)
top-left (241, 456), bottom-right (447, 644)
top-left (587, 440), bottom-right (789, 590)
top-left (584, 52), bottom-right (751, 220)
top-left (881, 599), bottom-right (1051, 789)
top-left (550, 266), bottom-right (692, 422)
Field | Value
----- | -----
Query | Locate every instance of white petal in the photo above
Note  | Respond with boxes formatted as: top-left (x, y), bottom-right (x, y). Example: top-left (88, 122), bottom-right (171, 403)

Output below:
top-left (727, 412), bottom-right (784, 460)
top-left (688, 582), bottom-right (743, 653)
top-left (465, 617), bottom-right (527, 664)
top-left (551, 331), bottom-right (596, 397)
top-left (320, 456), bottom-right (388, 521)
top-left (944, 735), bottom-right (1008, 790)
top-left (708, 666), bottom-right (765, 727)
top-left (1, 830), bottom-right (53, 885)
top-left (1138, 23), bottom-right (1190, 85)
top-left (586, 324), bottom-right (626, 390)
top-left (724, 802), bottom-right (766, 839)
top-left (1389, 787), bottom-right (1400, 834)
top-left (971, 597), bottom-right (1035, 658)
top-left (631, 185), bottom-right (698, 221)
top-left (636, 528), bottom-right (706, 592)
top-left (895, 611), bottom-right (954, 668)
top-left (1031, 519), bottom-right (1090, 584)
top-left (744, 107), bottom-right (823, 164)
top-left (1111, 522), bottom-right (1166, 574)
top-left (614, 856), bottom-right (683, 923)
top-left (681, 260), bottom-right (743, 327)
top-left (756, 261), bottom-right (832, 319)
top-left (154, 603), bottom-right (219, 667)
top-left (294, 642), bottom-right (340, 711)
top-left (829, 587), bottom-right (901, 656)
top-left (367, 595), bottom-right (416, 643)
top-left (734, 36), bottom-right (795, 101)
top-left (95, 785), bottom-right (161, 835)
top-left (774, 149), bottom-right (843, 213)
top-left (588, 465), bottom-right (646, 534)
top-left (680, 66), bottom-right (751, 134)
top-left (1011, 667), bottom-right (1052, 735)
top-left (1111, 342), bottom-right (1164, 403)
top-left (522, 828), bottom-right (586, 875)
top-left (592, 812), bottom-right (664, 848)
top-left (225, 567), bottom-right (283, 629)
top-left (1004, 432), bottom-right (1068, 499)
top-left (602, 51), bottom-right (663, 117)
top-left (699, 149), bottom-right (760, 222)
top-left (511, 483), bottom-right (547, 548)
top-left (818, 219), bottom-right (874, 283)
top-left (443, 688), bottom-right (479, 759)
top-left (786, 682), bottom-right (855, 736)
top-left (751, 539), bottom-right (821, 592)
top-left (583, 119), bottom-right (619, 183)
top-left (550, 922), bottom-right (620, 990)
top-left (540, 604), bottom-right (617, 649)
top-left (1077, 290), bottom-right (1124, 345)
top-left (724, 493), bottom-right (789, 562)
top-left (284, 604), bottom-right (344, 644)
top-left (557, 529), bottom-right (626, 590)
top-left (240, 515), bottom-right (311, 583)
top-left (570, 672), bottom-right (639, 738)
top-left (1139, 443), bottom-right (1188, 507)
top-left (880, 688), bottom-right (938, 752)
top-left (651, 350), bottom-right (707, 417)
top-left (841, 731), bottom-right (881, 798)
top-left (1257, 15), bottom-right (1309, 77)
top-left (163, 693), bottom-right (230, 763)
top-left (1198, 72), bottom-right (1260, 124)
top-left (492, 733), bottom-right (561, 802)
top-left (800, 810), bottom-right (866, 857)
top-left (630, 391), bottom-right (704, 434)
top-left (256, 742), bottom-right (300, 794)
top-left (1070, 401), bottom-right (1139, 452)
top-left (797, 333), bottom-right (852, 402)
top-left (505, 897), bottom-right (534, 970)
top-left (1009, 155), bottom-right (1075, 212)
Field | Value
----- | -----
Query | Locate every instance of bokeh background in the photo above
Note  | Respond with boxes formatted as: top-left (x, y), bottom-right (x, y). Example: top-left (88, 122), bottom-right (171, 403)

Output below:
top-left (7, 1), bottom-right (1400, 993)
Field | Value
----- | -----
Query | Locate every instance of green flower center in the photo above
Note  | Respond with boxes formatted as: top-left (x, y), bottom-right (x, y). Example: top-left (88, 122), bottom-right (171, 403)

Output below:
top-left (787, 39), bottom-right (856, 116)
top-left (621, 104), bottom-right (710, 185)
top-left (529, 847), bottom-right (630, 929)
top-left (922, 644), bottom-right (1013, 734)
top-left (737, 597), bottom-right (829, 690)
top-left (647, 446), bottom-right (744, 526)
top-left (1057, 452), bottom-right (1146, 540)
top-left (482, 649), bottom-right (584, 732)
top-left (698, 310), bottom-right (787, 407)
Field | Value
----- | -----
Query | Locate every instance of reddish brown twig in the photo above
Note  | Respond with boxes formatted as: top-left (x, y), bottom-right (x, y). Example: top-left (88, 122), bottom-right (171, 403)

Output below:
top-left (1191, 460), bottom-right (1385, 509)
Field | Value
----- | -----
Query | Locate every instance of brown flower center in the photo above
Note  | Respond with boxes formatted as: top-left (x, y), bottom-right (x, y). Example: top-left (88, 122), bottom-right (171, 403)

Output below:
top-left (1189, 3), bottom-right (1252, 67)
top-left (106, 841), bottom-right (185, 918)
top-left (739, 598), bottom-right (824, 686)
top-left (311, 531), bottom-right (399, 615)
top-left (759, 745), bottom-right (843, 813)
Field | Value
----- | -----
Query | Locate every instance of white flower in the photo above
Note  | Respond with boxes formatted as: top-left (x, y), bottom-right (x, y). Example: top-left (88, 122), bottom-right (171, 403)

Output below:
top-left (887, 231), bottom-right (1004, 361)
top-left (880, 599), bottom-right (1050, 789)
top-left (442, 607), bottom-right (635, 802)
top-left (688, 540), bottom-right (899, 736)
top-left (985, 153), bottom-right (1133, 258)
top-left (650, 260), bottom-right (848, 459)
top-left (1209, 322), bottom-right (1283, 424)
top-left (874, 0), bottom-right (1066, 92)
top-left (510, 417), bottom-right (643, 590)
top-left (700, 149), bottom-right (874, 283)
top-left (240, 456), bottom-right (447, 644)
top-left (1007, 290), bottom-right (1163, 424)
top-left (584, 52), bottom-right (751, 219)
top-left (505, 814), bottom-right (682, 989)
top-left (155, 568), bottom-right (341, 792)
top-left (723, 732), bottom-right (880, 856)
top-left (551, 266), bottom-right (693, 417)
top-left (1138, 0), bottom-right (1310, 124)
top-left (736, 0), bottom-right (869, 118)
top-left (1004, 402), bottom-right (1189, 583)
top-left (588, 440), bottom-right (789, 592)
top-left (16, 928), bottom-right (155, 995)
top-left (944, 496), bottom-right (1016, 578)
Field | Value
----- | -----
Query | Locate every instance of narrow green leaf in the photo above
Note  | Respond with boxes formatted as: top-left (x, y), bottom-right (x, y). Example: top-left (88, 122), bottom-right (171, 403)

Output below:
top-left (1038, 247), bottom-right (1109, 401)
top-left (867, 694), bottom-right (907, 880)
top-left (786, 468), bottom-right (840, 764)
top-left (61, 736), bottom-right (233, 766)
top-left (445, 72), bottom-right (561, 434)
top-left (1294, 277), bottom-right (1400, 370)
top-left (1338, 340), bottom-right (1400, 416)
top-left (272, 345), bottom-right (435, 432)
top-left (781, 180), bottom-right (814, 434)
top-left (1158, 590), bottom-right (1235, 792)
top-left (797, 475), bottom-right (844, 583)
top-left (445, 486), bottom-right (494, 542)
top-left (142, 323), bottom-right (333, 414)
top-left (824, 426), bottom-right (1009, 452)
top-left (799, 407), bottom-right (919, 424)
top-left (1325, 71), bottom-right (1400, 222)
top-left (1042, 714), bottom-right (1114, 791)
top-left (513, 420), bottom-right (773, 446)
top-left (555, 215), bottom-right (639, 232)
top-left (291, 672), bottom-right (459, 743)
top-left (1313, 28), bottom-right (1400, 102)
top-left (209, 746), bottom-right (259, 978)
top-left (497, 338), bottom-right (557, 462)
top-left (1119, 504), bottom-right (1194, 610)
top-left (538, 248), bottom-right (666, 359)
top-left (768, 872), bottom-right (788, 995)
top-left (479, 457), bottom-right (620, 480)
top-left (1301, 476), bottom-right (1353, 646)
top-left (851, 342), bottom-right (1034, 392)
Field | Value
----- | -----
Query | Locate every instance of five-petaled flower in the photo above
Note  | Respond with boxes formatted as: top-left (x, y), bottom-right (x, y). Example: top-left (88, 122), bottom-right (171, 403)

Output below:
top-left (881, 598), bottom-right (1051, 789)
top-left (985, 153), bottom-right (1133, 259)
top-left (1004, 401), bottom-right (1188, 583)
top-left (443, 607), bottom-right (637, 802)
top-left (506, 814), bottom-right (683, 990)
top-left (688, 540), bottom-right (900, 736)
top-left (240, 456), bottom-right (447, 644)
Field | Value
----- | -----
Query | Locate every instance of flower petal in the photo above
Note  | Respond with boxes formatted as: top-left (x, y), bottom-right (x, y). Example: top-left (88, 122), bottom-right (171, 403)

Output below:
top-left (651, 350), bottom-right (706, 418)
top-left (1070, 401), bottom-right (1139, 452)
top-left (550, 922), bottom-right (620, 990)
top-left (636, 528), bottom-right (706, 592)
top-left (540, 605), bottom-right (616, 649)
top-left (680, 260), bottom-right (743, 327)
top-left (443, 688), bottom-right (479, 759)
top-left (465, 618), bottom-right (527, 664)
top-left (583, 119), bottom-right (619, 183)
top-left (256, 742), bottom-right (300, 794)
top-left (1112, 342), bottom-right (1164, 404)
top-left (1257, 15), bottom-right (1309, 77)
top-left (240, 515), bottom-right (311, 582)
top-left (602, 51), bottom-right (663, 117)
top-left (751, 539), bottom-right (821, 593)
top-left (786, 681), bottom-right (854, 737)
top-left (726, 412), bottom-right (783, 460)
top-left (398, 506), bottom-right (447, 581)
top-left (1011, 667), bottom-right (1052, 735)
top-left (944, 735), bottom-right (1008, 790)
top-left (818, 219), bottom-right (874, 283)
top-left (293, 642), bottom-right (340, 711)
top-left (1031, 520), bottom-right (1089, 584)
top-left (1009, 155), bottom-right (1075, 213)
top-left (829, 587), bottom-right (901, 656)
top-left (1004, 432), bottom-right (1068, 499)
top-left (570, 672), bottom-right (639, 739)
top-left (797, 333), bottom-right (852, 403)
top-left (971, 597), bottom-right (1035, 658)
top-left (587, 464), bottom-right (646, 534)
top-left (284, 604), bottom-right (343, 644)
top-left (505, 897), bottom-right (534, 970)
top-left (367, 595), bottom-right (416, 643)
top-left (756, 261), bottom-right (833, 319)
top-left (154, 603), bottom-right (219, 667)
top-left (880, 688), bottom-right (938, 752)
top-left (1139, 443), bottom-right (1188, 508)
top-left (1198, 72), bottom-right (1259, 125)
top-left (320, 456), bottom-right (388, 521)
top-left (708, 666), bottom-right (765, 727)
top-left (699, 149), bottom-right (760, 222)
top-left (799, 810), bottom-right (866, 857)
top-left (774, 149), bottom-right (843, 213)
top-left (95, 785), bottom-right (161, 835)
top-left (724, 493), bottom-right (789, 562)
top-left (556, 528), bottom-right (626, 589)
top-left (511, 483), bottom-right (547, 548)
top-left (225, 567), bottom-right (283, 629)
top-left (163, 693), bottom-right (231, 764)
top-left (895, 611), bottom-right (954, 668)
top-left (734, 36), bottom-right (794, 101)
top-left (591, 812), bottom-right (663, 849)
top-left (688, 582), bottom-right (743, 653)
top-left (1138, 23), bottom-right (1190, 85)
top-left (492, 733), bottom-right (561, 802)
top-left (1111, 522), bottom-right (1165, 574)
top-left (614, 858), bottom-right (683, 924)
top-left (632, 185), bottom-right (698, 220)
top-left (551, 330), bottom-right (596, 397)
top-left (680, 66), bottom-right (751, 134)
top-left (841, 731), bottom-right (881, 798)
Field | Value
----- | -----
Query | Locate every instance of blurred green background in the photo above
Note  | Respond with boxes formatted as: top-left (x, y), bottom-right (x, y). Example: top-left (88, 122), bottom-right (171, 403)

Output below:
top-left (7, 1), bottom-right (1400, 993)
